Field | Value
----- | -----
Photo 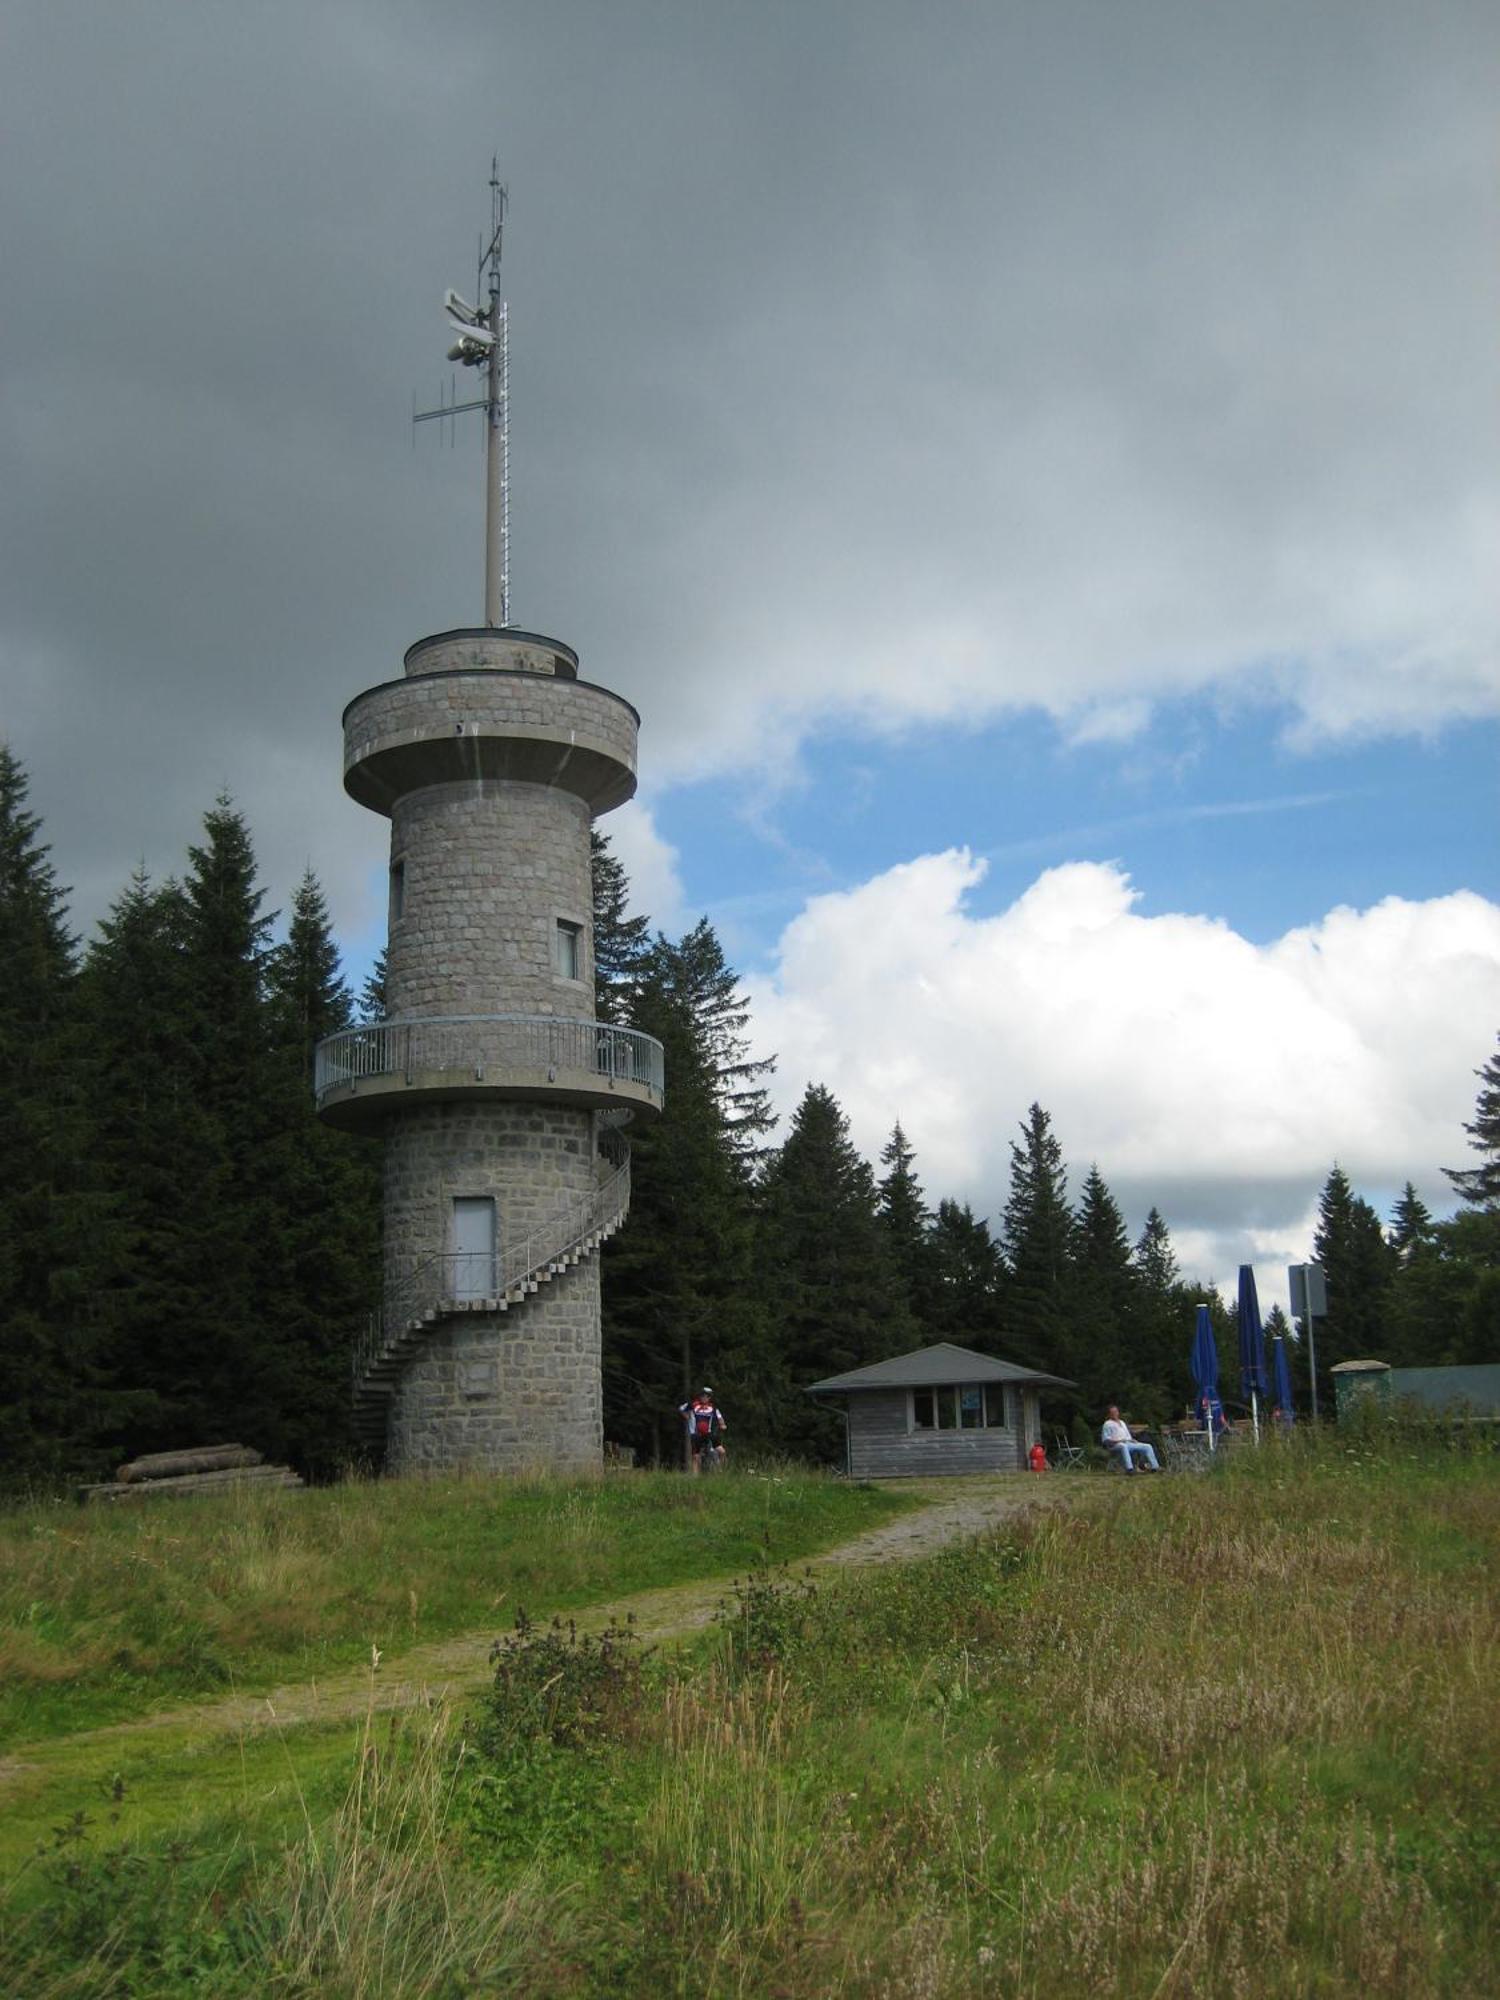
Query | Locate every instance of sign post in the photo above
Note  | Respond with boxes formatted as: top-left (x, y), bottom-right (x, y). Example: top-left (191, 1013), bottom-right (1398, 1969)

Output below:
top-left (1288, 1262), bottom-right (1327, 1420)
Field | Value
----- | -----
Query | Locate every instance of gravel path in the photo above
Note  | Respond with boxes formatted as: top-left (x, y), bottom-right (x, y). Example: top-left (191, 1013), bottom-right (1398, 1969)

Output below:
top-left (0, 1475), bottom-right (1088, 1787)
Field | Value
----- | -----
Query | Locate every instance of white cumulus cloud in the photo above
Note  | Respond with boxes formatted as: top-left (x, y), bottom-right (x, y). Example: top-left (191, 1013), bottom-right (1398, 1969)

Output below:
top-left (745, 853), bottom-right (1500, 1303)
top-left (604, 798), bottom-right (686, 939)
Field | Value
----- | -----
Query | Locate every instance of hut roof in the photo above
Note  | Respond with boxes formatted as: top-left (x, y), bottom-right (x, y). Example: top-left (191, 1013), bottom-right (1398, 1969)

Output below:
top-left (804, 1341), bottom-right (1074, 1397)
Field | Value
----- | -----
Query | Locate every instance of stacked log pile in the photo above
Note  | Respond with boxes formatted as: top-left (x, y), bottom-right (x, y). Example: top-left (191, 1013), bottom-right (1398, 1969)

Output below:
top-left (79, 1444), bottom-right (304, 1503)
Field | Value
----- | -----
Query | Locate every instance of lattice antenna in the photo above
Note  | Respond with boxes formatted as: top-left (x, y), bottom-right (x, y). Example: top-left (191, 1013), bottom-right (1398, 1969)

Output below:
top-left (414, 162), bottom-right (511, 627)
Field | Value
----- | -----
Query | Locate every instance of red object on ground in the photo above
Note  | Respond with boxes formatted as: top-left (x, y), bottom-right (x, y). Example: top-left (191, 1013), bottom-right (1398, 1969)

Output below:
top-left (1028, 1441), bottom-right (1050, 1473)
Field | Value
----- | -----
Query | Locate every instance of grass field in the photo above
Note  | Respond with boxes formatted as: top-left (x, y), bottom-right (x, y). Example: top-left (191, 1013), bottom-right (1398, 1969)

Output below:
top-left (0, 1464), bottom-right (907, 1742)
top-left (2, 1433), bottom-right (1496, 1996)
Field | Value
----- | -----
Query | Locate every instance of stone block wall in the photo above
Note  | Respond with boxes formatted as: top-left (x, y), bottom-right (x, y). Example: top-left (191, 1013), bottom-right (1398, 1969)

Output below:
top-left (385, 1257), bottom-right (602, 1473)
top-left (382, 1099), bottom-right (598, 1292)
top-left (342, 671), bottom-right (639, 814)
top-left (387, 780), bottom-right (592, 1019)
top-left (403, 630), bottom-right (577, 679)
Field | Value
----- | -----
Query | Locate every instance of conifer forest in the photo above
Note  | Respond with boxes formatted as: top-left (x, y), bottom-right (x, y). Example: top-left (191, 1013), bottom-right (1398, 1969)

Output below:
top-left (2, 740), bottom-right (1496, 1488)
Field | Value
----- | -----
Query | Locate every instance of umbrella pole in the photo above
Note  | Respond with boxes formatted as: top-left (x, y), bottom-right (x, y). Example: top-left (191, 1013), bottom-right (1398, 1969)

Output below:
top-left (1251, 1388), bottom-right (1259, 1445)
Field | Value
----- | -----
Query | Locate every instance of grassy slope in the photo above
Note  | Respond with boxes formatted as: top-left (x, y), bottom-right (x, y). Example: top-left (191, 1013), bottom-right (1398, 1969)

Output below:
top-left (4, 1438), bottom-right (1496, 1996)
top-left (0, 1466), bottom-right (908, 1742)
top-left (493, 1435), bottom-right (1497, 1996)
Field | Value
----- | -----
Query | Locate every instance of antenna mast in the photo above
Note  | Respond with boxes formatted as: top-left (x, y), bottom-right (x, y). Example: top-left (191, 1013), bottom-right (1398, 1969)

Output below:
top-left (415, 163), bottom-right (511, 628)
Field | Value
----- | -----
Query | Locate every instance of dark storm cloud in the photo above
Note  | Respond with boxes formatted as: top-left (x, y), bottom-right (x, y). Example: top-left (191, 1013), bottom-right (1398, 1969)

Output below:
top-left (2, 0), bottom-right (1495, 944)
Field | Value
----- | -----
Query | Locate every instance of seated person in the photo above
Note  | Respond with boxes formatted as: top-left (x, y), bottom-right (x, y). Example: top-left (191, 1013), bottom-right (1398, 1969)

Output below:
top-left (1100, 1405), bottom-right (1161, 1472)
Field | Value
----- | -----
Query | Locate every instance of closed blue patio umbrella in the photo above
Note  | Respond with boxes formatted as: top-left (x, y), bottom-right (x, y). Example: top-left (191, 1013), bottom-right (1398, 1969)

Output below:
top-left (1237, 1264), bottom-right (1269, 1443)
top-left (1190, 1303), bottom-right (1224, 1450)
top-left (1271, 1330), bottom-right (1294, 1423)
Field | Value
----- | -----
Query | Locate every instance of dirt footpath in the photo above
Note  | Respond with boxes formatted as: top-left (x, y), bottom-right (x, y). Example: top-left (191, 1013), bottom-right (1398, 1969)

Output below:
top-left (0, 1475), bottom-right (1087, 1785)
top-left (803, 1473), bottom-right (1078, 1569)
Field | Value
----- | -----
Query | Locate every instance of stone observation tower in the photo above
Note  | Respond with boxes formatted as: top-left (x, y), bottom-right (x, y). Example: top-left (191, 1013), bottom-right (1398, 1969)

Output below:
top-left (312, 175), bottom-right (663, 1472)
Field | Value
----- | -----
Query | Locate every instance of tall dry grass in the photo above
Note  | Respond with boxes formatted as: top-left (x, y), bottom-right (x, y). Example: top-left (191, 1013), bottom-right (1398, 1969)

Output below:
top-left (575, 1438), bottom-right (1499, 1996)
top-left (5, 1435), bottom-right (1493, 1995)
top-left (1, 1681), bottom-right (562, 1999)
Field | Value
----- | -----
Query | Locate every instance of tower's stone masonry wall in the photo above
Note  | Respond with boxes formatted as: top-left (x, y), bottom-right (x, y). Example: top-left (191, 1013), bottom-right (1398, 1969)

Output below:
top-left (323, 622), bottom-right (653, 1479)
top-left (382, 1100), bottom-right (598, 1295)
top-left (387, 782), bottom-right (592, 1019)
top-left (403, 631), bottom-right (575, 678)
top-left (344, 672), bottom-right (638, 792)
top-left (384, 1260), bottom-right (602, 1474)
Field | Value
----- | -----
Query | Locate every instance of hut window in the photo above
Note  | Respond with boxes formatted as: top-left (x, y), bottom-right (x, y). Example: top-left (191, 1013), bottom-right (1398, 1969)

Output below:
top-left (912, 1384), bottom-right (1007, 1431)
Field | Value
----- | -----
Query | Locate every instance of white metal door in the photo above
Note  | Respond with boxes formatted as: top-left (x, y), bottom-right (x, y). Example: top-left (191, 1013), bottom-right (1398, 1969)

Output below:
top-left (452, 1197), bottom-right (496, 1300)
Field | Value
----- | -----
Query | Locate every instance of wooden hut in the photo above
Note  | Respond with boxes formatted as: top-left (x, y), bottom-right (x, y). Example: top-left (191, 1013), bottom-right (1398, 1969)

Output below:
top-left (805, 1341), bottom-right (1074, 1479)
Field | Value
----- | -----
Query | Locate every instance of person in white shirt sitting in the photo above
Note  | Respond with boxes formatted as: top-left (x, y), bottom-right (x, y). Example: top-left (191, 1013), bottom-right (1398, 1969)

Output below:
top-left (1101, 1405), bottom-right (1161, 1472)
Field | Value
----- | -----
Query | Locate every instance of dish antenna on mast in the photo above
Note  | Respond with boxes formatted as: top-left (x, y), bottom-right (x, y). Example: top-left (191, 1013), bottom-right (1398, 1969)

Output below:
top-left (415, 163), bottom-right (510, 627)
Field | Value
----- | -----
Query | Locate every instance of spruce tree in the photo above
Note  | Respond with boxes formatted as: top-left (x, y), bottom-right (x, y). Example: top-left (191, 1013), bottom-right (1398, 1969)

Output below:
top-left (175, 799), bottom-right (285, 1441)
top-left (1311, 1165), bottom-right (1396, 1392)
top-left (1000, 1103), bottom-right (1074, 1375)
top-left (876, 1122), bottom-right (933, 1320)
top-left (1070, 1165), bottom-right (1147, 1417)
top-left (1386, 1206), bottom-right (1500, 1369)
top-left (1448, 1211), bottom-right (1500, 1364)
top-left (1445, 1033), bottom-right (1500, 1208)
top-left (269, 871), bottom-right (353, 1067)
top-left (1388, 1183), bottom-right (1436, 1263)
top-left (359, 948), bottom-right (388, 1022)
top-left (260, 872), bottom-right (379, 1471)
top-left (644, 919), bottom-right (776, 1167)
top-left (1131, 1208), bottom-right (1198, 1423)
top-left (75, 869), bottom-right (218, 1453)
top-left (757, 1083), bottom-right (913, 1457)
top-left (601, 924), bottom-right (764, 1463)
top-left (0, 744), bottom-right (90, 1481)
top-left (1383, 1180), bottom-right (1451, 1368)
top-left (926, 1199), bottom-right (1008, 1348)
top-left (1134, 1208), bottom-right (1179, 1293)
top-left (591, 829), bottom-right (650, 1026)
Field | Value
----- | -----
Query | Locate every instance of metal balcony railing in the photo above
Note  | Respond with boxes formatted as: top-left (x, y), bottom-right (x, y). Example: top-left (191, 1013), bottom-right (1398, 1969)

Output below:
top-left (314, 1013), bottom-right (665, 1107)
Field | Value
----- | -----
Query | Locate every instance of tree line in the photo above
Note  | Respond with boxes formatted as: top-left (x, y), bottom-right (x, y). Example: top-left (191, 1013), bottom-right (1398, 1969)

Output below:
top-left (2, 740), bottom-right (1496, 1486)
top-left (591, 830), bottom-right (1500, 1461)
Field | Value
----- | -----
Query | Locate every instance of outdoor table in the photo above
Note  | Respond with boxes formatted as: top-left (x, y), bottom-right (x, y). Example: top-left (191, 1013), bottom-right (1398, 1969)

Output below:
top-left (1161, 1426), bottom-right (1214, 1470)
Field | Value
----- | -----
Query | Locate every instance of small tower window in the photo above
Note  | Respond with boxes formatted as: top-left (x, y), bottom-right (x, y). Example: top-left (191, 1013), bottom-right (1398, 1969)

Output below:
top-left (555, 919), bottom-right (583, 982)
top-left (389, 860), bottom-right (406, 924)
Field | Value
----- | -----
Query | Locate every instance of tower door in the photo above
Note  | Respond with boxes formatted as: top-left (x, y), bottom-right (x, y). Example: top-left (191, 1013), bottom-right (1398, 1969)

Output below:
top-left (452, 1197), bottom-right (497, 1300)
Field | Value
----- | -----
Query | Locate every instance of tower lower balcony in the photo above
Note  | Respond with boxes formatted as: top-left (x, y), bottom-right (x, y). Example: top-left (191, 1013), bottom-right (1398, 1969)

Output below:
top-left (314, 1015), bottom-right (664, 1131)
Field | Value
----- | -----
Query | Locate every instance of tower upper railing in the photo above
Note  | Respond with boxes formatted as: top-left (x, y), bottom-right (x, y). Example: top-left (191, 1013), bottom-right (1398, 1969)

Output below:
top-left (314, 1012), bottom-right (664, 1129)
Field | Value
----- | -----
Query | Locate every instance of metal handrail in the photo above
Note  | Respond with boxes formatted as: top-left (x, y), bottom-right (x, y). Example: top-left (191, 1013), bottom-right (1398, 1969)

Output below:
top-left (353, 1156), bottom-right (631, 1395)
top-left (315, 1013), bottom-right (664, 1105)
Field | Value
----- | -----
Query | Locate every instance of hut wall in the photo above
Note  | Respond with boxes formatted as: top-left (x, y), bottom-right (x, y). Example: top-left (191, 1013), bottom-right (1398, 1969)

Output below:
top-left (847, 1388), bottom-right (1025, 1480)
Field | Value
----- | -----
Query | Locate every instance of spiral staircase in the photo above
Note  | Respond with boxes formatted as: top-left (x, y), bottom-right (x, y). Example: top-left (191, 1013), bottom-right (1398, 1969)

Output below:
top-left (351, 1143), bottom-right (631, 1448)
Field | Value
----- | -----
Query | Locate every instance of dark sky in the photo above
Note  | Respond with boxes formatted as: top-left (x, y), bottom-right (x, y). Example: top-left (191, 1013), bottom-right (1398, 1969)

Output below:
top-left (5, 0), bottom-right (1493, 935)
top-left (4, 1), bottom-right (1496, 1289)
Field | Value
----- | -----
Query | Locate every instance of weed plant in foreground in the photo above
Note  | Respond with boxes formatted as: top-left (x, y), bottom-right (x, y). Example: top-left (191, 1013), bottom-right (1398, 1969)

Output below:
top-left (4, 1435), bottom-right (1495, 1996)
top-left (0, 1465), bottom-right (905, 1743)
